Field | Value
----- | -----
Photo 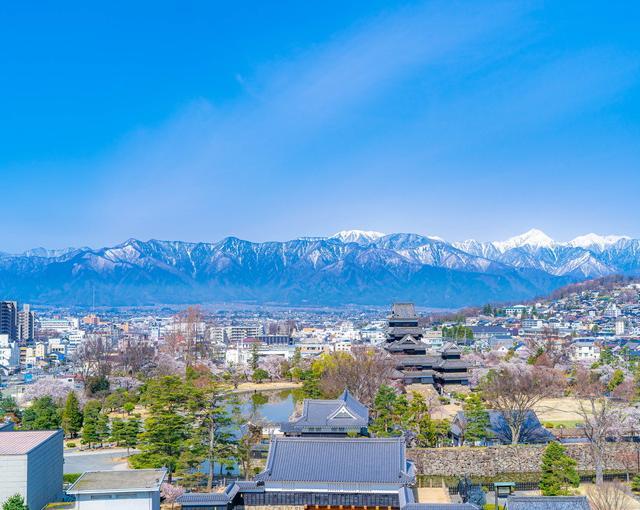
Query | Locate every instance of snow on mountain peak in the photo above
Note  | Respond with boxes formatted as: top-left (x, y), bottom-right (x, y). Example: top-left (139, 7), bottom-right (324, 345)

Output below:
top-left (330, 230), bottom-right (386, 245)
top-left (567, 233), bottom-right (630, 249)
top-left (493, 229), bottom-right (555, 252)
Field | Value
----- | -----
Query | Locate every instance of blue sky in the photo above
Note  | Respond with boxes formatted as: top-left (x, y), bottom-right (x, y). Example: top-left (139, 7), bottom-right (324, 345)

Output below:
top-left (1, 1), bottom-right (639, 251)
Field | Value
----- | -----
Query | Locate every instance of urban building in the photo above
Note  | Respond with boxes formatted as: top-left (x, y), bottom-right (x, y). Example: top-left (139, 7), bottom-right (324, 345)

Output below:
top-left (18, 304), bottom-right (35, 342)
top-left (0, 430), bottom-right (64, 510)
top-left (0, 301), bottom-right (18, 341)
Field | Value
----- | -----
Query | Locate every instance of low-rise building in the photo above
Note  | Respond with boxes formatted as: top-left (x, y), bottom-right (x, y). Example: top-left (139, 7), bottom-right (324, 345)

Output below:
top-left (67, 469), bottom-right (166, 510)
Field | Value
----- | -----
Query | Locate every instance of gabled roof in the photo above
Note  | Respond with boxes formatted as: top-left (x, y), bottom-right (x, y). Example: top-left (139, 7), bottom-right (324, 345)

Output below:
top-left (255, 437), bottom-right (414, 485)
top-left (386, 335), bottom-right (427, 351)
top-left (0, 430), bottom-right (61, 455)
top-left (282, 389), bottom-right (369, 432)
top-left (505, 496), bottom-right (590, 510)
top-left (441, 342), bottom-right (461, 354)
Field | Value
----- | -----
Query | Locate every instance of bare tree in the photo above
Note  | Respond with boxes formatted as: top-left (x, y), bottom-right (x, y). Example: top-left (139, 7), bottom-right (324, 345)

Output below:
top-left (480, 364), bottom-right (564, 444)
top-left (74, 335), bottom-right (112, 382)
top-left (119, 338), bottom-right (155, 375)
top-left (318, 348), bottom-right (395, 407)
top-left (572, 367), bottom-right (628, 486)
top-left (586, 481), bottom-right (633, 510)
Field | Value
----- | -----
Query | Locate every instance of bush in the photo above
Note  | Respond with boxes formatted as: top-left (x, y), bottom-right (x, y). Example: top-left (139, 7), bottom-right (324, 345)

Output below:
top-left (66, 442), bottom-right (76, 448)
top-left (2, 494), bottom-right (27, 510)
top-left (543, 422), bottom-right (555, 429)
top-left (64, 473), bottom-right (82, 484)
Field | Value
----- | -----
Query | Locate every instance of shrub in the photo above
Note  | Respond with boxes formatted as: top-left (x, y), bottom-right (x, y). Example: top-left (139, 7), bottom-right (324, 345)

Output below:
top-left (64, 473), bottom-right (82, 484)
top-left (66, 442), bottom-right (76, 448)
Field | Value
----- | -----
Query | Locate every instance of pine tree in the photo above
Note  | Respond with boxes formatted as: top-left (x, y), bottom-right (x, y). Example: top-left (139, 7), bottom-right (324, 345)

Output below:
top-left (249, 343), bottom-right (260, 371)
top-left (81, 400), bottom-right (102, 447)
top-left (130, 376), bottom-right (191, 483)
top-left (96, 413), bottom-right (110, 446)
top-left (540, 441), bottom-right (580, 496)
top-left (463, 393), bottom-right (490, 445)
top-left (369, 385), bottom-right (400, 437)
top-left (62, 392), bottom-right (83, 438)
top-left (122, 418), bottom-right (141, 454)
top-left (21, 395), bottom-right (61, 430)
top-left (111, 418), bottom-right (125, 445)
top-left (404, 392), bottom-right (433, 447)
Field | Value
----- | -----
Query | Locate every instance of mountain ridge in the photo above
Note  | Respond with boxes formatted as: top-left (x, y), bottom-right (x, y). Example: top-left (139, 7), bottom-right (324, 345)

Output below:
top-left (1, 229), bottom-right (638, 307)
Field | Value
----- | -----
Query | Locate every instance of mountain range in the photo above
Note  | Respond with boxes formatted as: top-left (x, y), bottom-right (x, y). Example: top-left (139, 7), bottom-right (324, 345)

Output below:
top-left (1, 229), bottom-right (639, 307)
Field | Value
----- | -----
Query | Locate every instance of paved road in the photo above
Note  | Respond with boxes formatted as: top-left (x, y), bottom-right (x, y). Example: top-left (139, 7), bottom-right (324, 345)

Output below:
top-left (64, 448), bottom-right (139, 474)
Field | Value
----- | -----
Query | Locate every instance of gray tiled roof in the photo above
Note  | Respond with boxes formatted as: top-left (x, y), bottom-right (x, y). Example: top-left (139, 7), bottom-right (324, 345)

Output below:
top-left (403, 505), bottom-right (479, 510)
top-left (255, 437), bottom-right (413, 485)
top-left (177, 483), bottom-right (241, 505)
top-left (0, 430), bottom-right (61, 455)
top-left (391, 303), bottom-right (417, 318)
top-left (177, 492), bottom-right (231, 505)
top-left (282, 389), bottom-right (368, 431)
top-left (505, 496), bottom-right (590, 510)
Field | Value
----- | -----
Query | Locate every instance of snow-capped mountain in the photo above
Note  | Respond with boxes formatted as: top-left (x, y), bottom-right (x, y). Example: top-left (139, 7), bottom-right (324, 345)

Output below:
top-left (0, 229), bottom-right (638, 307)
top-left (493, 228), bottom-right (555, 252)
top-left (330, 230), bottom-right (386, 244)
top-left (567, 233), bottom-right (630, 250)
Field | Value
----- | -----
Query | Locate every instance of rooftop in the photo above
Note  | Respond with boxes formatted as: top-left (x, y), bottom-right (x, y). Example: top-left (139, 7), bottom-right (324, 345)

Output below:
top-left (255, 437), bottom-right (414, 485)
top-left (0, 430), bottom-right (61, 455)
top-left (390, 303), bottom-right (418, 319)
top-left (282, 389), bottom-right (369, 431)
top-left (505, 496), bottom-right (590, 510)
top-left (67, 469), bottom-right (166, 494)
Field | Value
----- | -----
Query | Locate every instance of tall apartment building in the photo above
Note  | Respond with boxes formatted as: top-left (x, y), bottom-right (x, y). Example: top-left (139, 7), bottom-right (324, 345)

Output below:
top-left (0, 301), bottom-right (18, 341)
top-left (18, 304), bottom-right (35, 341)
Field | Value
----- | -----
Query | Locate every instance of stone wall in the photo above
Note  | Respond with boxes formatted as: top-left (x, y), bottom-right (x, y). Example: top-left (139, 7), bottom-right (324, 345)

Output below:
top-left (408, 443), bottom-right (635, 477)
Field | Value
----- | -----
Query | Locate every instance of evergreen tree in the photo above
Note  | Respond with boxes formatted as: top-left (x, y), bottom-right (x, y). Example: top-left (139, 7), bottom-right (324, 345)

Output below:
top-left (2, 494), bottom-right (28, 510)
top-left (130, 376), bottom-right (191, 483)
top-left (369, 385), bottom-right (400, 437)
top-left (111, 418), bottom-right (125, 445)
top-left (21, 395), bottom-right (61, 430)
top-left (81, 400), bottom-right (102, 447)
top-left (0, 396), bottom-right (21, 424)
top-left (252, 368), bottom-right (268, 383)
top-left (540, 442), bottom-right (580, 496)
top-left (463, 393), bottom-right (490, 445)
top-left (607, 369), bottom-right (625, 392)
top-left (249, 343), bottom-right (260, 372)
top-left (62, 392), bottom-right (83, 438)
top-left (122, 418), bottom-right (141, 454)
top-left (404, 392), bottom-right (433, 447)
top-left (300, 369), bottom-right (322, 398)
top-left (185, 376), bottom-right (235, 490)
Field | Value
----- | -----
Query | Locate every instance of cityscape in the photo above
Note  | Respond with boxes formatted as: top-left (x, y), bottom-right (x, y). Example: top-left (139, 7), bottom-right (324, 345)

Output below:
top-left (2, 2), bottom-right (640, 510)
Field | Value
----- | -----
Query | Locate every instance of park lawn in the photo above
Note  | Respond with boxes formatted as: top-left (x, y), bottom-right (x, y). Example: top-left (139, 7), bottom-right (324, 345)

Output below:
top-left (542, 419), bottom-right (584, 428)
top-left (534, 397), bottom-right (590, 422)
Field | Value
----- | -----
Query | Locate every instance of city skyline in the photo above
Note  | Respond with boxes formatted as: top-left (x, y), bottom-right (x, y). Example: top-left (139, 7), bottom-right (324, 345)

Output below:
top-left (2, 1), bottom-right (640, 251)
